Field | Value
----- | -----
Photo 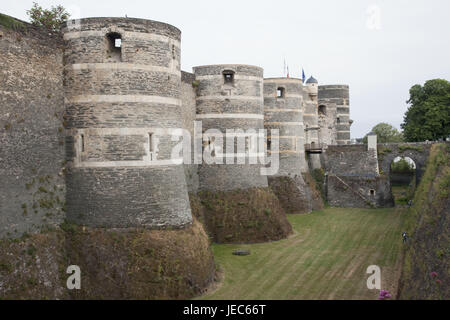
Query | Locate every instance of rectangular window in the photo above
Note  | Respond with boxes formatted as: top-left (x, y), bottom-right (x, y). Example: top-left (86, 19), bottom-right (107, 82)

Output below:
top-left (277, 87), bottom-right (285, 98)
top-left (223, 70), bottom-right (235, 85)
top-left (149, 133), bottom-right (154, 160)
top-left (80, 134), bottom-right (85, 152)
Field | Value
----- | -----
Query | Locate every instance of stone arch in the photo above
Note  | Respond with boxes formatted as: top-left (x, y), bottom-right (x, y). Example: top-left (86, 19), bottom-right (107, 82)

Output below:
top-left (378, 143), bottom-right (433, 206)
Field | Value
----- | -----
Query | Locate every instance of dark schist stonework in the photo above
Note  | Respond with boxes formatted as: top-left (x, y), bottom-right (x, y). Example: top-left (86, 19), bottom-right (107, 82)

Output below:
top-left (193, 64), bottom-right (268, 192)
top-left (323, 143), bottom-right (433, 208)
top-left (0, 23), bottom-right (65, 239)
top-left (63, 17), bottom-right (192, 229)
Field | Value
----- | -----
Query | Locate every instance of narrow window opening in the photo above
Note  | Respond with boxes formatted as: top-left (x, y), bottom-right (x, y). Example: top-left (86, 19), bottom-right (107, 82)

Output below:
top-left (267, 139), bottom-right (272, 151)
top-left (80, 134), bottom-right (85, 152)
top-left (172, 44), bottom-right (176, 59)
top-left (369, 189), bottom-right (375, 196)
top-left (223, 70), bottom-right (235, 85)
top-left (277, 87), bottom-right (285, 98)
top-left (203, 138), bottom-right (215, 157)
top-left (319, 105), bottom-right (326, 115)
top-left (337, 117), bottom-right (341, 124)
top-left (149, 133), bottom-right (154, 160)
top-left (106, 32), bottom-right (122, 62)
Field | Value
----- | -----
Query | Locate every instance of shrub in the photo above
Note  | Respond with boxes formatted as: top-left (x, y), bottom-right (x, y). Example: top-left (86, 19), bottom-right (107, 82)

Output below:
top-left (26, 2), bottom-right (70, 32)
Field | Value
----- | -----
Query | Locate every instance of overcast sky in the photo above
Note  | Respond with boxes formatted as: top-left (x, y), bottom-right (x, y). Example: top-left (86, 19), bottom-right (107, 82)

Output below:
top-left (3, 0), bottom-right (450, 138)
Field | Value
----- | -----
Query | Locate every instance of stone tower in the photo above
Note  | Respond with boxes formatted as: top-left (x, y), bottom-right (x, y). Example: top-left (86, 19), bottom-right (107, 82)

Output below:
top-left (263, 78), bottom-right (307, 175)
top-left (62, 18), bottom-right (192, 228)
top-left (318, 85), bottom-right (351, 145)
top-left (303, 76), bottom-right (321, 169)
top-left (263, 78), bottom-right (312, 213)
top-left (193, 64), bottom-right (268, 191)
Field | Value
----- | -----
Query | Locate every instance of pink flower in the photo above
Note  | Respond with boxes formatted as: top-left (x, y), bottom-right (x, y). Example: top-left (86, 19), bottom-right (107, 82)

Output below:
top-left (436, 279), bottom-right (442, 284)
top-left (431, 272), bottom-right (438, 278)
top-left (378, 290), bottom-right (392, 300)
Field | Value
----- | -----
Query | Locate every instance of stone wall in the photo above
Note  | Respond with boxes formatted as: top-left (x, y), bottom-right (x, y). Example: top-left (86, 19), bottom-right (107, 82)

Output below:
top-left (324, 144), bottom-right (379, 176)
top-left (317, 101), bottom-right (337, 146)
top-left (264, 78), bottom-right (307, 174)
top-left (326, 174), bottom-right (391, 208)
top-left (181, 71), bottom-right (199, 193)
top-left (324, 143), bottom-right (434, 208)
top-left (0, 22), bottom-right (66, 239)
top-left (318, 85), bottom-right (351, 145)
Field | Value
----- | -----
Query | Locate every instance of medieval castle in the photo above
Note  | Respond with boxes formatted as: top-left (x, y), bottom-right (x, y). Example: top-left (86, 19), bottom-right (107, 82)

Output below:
top-left (0, 17), bottom-right (353, 237)
top-left (1, 16), bottom-right (434, 238)
top-left (0, 14), bottom-right (441, 300)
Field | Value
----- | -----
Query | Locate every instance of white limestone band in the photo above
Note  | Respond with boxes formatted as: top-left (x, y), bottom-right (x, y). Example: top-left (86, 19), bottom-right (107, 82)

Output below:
top-left (65, 95), bottom-right (181, 106)
top-left (63, 30), bottom-right (180, 48)
top-left (68, 63), bottom-right (181, 76)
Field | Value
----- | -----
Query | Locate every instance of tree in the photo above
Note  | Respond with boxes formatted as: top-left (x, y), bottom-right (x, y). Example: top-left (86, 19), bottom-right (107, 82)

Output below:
top-left (26, 2), bottom-right (70, 32)
top-left (362, 123), bottom-right (404, 144)
top-left (401, 79), bottom-right (450, 142)
top-left (391, 158), bottom-right (415, 174)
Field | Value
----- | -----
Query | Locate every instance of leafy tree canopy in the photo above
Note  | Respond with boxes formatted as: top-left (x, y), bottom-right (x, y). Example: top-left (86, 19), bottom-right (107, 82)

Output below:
top-left (401, 79), bottom-right (450, 142)
top-left (391, 158), bottom-right (415, 174)
top-left (362, 123), bottom-right (404, 144)
top-left (26, 2), bottom-right (70, 32)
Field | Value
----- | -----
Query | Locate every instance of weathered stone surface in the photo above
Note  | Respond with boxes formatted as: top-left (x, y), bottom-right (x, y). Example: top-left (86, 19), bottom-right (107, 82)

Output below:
top-left (268, 176), bottom-right (312, 214)
top-left (323, 142), bottom-right (433, 208)
top-left (193, 64), bottom-right (268, 192)
top-left (319, 85), bottom-right (351, 145)
top-left (63, 18), bottom-right (192, 228)
top-left (0, 24), bottom-right (66, 239)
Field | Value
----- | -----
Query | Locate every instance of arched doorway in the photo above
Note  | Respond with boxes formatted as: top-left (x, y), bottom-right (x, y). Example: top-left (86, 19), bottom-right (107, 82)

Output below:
top-left (389, 156), bottom-right (416, 206)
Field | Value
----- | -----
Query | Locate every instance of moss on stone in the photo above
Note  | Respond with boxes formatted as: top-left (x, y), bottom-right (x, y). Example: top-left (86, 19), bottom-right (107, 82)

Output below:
top-left (191, 188), bottom-right (292, 244)
top-left (0, 13), bottom-right (25, 31)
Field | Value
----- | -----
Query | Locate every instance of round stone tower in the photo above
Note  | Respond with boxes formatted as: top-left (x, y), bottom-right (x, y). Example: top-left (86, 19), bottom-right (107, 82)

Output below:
top-left (303, 76), bottom-right (321, 169)
top-left (263, 78), bottom-right (312, 214)
top-left (62, 18), bottom-right (192, 228)
top-left (263, 78), bottom-right (307, 174)
top-left (193, 64), bottom-right (268, 191)
top-left (318, 85), bottom-right (351, 145)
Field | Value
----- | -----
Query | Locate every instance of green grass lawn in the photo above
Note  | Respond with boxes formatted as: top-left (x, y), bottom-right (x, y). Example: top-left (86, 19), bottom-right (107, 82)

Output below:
top-left (391, 185), bottom-right (410, 205)
top-left (200, 207), bottom-right (408, 300)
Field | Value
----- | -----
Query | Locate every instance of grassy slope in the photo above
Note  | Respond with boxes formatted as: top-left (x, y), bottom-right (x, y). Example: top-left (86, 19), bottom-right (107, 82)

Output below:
top-left (201, 207), bottom-right (407, 300)
top-left (398, 143), bottom-right (449, 299)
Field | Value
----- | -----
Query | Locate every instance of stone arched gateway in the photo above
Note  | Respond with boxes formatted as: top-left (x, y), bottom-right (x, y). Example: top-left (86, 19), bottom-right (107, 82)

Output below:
top-left (377, 143), bottom-right (433, 206)
top-left (323, 142), bottom-right (435, 208)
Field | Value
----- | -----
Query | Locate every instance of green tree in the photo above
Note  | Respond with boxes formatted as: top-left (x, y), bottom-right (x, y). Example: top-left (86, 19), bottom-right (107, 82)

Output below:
top-left (391, 158), bottom-right (415, 174)
top-left (401, 79), bottom-right (450, 142)
top-left (26, 2), bottom-right (70, 32)
top-left (362, 123), bottom-right (404, 144)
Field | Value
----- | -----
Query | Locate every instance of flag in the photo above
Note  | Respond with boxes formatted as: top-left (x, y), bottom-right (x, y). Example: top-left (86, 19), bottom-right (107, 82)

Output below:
top-left (302, 68), bottom-right (306, 83)
top-left (283, 59), bottom-right (286, 77)
top-left (287, 65), bottom-right (289, 78)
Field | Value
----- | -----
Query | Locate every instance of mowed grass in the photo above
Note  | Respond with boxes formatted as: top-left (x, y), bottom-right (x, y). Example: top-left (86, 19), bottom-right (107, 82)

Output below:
top-left (200, 207), bottom-right (407, 300)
